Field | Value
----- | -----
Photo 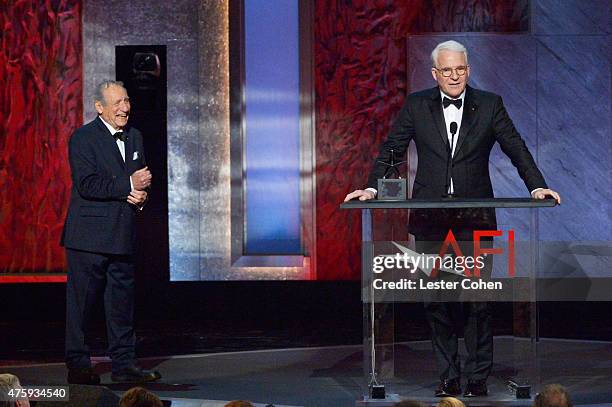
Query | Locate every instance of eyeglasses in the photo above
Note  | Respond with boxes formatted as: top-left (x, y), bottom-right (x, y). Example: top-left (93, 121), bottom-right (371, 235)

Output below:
top-left (434, 66), bottom-right (468, 77)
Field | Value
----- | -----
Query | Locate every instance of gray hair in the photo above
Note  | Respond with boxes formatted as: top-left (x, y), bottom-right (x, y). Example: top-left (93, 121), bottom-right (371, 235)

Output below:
top-left (535, 384), bottom-right (572, 407)
top-left (431, 40), bottom-right (468, 67)
top-left (94, 80), bottom-right (125, 105)
top-left (0, 373), bottom-right (25, 406)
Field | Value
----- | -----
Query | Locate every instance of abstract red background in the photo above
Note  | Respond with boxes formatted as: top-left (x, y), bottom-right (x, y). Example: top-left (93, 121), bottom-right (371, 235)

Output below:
top-left (0, 0), bottom-right (82, 274)
top-left (313, 0), bottom-right (528, 280)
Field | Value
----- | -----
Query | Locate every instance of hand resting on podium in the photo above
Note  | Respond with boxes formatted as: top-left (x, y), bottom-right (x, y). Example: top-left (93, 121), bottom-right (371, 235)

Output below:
top-left (344, 187), bottom-right (561, 204)
top-left (531, 188), bottom-right (561, 204)
top-left (344, 189), bottom-right (376, 202)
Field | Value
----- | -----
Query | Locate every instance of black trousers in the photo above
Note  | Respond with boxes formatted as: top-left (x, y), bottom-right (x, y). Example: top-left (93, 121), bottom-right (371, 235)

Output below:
top-left (424, 300), bottom-right (492, 381)
top-left (65, 248), bottom-right (136, 373)
top-left (414, 210), bottom-right (494, 382)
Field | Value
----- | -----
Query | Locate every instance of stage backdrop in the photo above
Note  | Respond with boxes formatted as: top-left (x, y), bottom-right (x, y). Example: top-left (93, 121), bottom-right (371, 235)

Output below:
top-left (0, 0), bottom-right (82, 278)
top-left (1, 0), bottom-right (610, 282)
top-left (314, 0), bottom-right (532, 279)
top-left (314, 0), bottom-right (611, 280)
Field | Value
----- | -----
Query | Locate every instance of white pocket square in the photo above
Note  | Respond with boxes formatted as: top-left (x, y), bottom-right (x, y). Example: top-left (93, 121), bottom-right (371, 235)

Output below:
top-left (133, 151), bottom-right (139, 160)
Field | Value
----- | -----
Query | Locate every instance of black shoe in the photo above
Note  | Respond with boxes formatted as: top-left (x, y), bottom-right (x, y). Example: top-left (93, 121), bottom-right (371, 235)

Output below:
top-left (464, 379), bottom-right (488, 397)
top-left (111, 365), bottom-right (161, 383)
top-left (67, 367), bottom-right (101, 385)
top-left (435, 378), bottom-right (461, 397)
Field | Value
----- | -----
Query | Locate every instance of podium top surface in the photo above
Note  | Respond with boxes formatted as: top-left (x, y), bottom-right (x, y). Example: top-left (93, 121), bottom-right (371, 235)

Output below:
top-left (340, 198), bottom-right (557, 209)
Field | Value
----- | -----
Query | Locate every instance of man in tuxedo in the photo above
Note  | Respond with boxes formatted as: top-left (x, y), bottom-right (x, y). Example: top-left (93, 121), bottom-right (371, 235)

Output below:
top-left (61, 80), bottom-right (161, 384)
top-left (344, 41), bottom-right (560, 397)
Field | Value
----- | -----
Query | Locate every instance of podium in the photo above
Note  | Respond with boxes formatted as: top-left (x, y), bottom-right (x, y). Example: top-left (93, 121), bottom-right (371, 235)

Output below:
top-left (340, 198), bottom-right (556, 403)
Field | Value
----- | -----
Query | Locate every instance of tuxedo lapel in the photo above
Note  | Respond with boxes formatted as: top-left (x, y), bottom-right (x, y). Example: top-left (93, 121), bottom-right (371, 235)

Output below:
top-left (454, 86), bottom-right (479, 156)
top-left (427, 89), bottom-right (451, 151)
top-left (94, 117), bottom-right (126, 170)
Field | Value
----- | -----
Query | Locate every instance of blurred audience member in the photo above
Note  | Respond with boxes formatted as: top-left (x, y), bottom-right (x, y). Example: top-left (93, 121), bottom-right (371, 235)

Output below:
top-left (534, 384), bottom-right (572, 407)
top-left (437, 397), bottom-right (465, 407)
top-left (224, 401), bottom-right (255, 407)
top-left (0, 373), bottom-right (30, 407)
top-left (119, 386), bottom-right (163, 407)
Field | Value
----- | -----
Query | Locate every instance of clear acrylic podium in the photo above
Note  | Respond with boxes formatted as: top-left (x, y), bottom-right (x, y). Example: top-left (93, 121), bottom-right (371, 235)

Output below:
top-left (340, 198), bottom-right (556, 404)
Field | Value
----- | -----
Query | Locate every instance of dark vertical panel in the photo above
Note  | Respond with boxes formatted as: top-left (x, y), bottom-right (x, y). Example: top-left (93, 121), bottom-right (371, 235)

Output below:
top-left (116, 45), bottom-right (169, 283)
top-left (229, 0), bottom-right (246, 264)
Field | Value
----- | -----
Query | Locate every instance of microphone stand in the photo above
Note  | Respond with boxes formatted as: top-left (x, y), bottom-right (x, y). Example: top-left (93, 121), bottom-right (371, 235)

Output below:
top-left (443, 124), bottom-right (458, 198)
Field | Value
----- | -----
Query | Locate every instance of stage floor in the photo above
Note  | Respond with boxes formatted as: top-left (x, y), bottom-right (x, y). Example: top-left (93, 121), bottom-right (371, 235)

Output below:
top-left (3, 338), bottom-right (612, 407)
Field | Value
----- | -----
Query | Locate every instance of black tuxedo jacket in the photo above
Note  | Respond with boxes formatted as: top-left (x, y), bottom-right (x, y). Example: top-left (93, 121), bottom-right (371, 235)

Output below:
top-left (367, 86), bottom-right (547, 231)
top-left (61, 116), bottom-right (147, 255)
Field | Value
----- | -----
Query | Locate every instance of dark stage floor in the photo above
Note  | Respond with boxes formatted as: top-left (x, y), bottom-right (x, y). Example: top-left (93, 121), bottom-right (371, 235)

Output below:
top-left (3, 338), bottom-right (612, 407)
top-left (3, 284), bottom-right (612, 405)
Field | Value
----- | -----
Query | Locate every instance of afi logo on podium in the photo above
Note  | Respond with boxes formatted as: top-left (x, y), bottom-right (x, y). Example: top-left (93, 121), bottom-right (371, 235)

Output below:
top-left (431, 229), bottom-right (515, 278)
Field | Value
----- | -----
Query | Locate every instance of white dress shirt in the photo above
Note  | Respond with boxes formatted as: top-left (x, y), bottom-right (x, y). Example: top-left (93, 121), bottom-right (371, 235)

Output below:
top-left (99, 116), bottom-right (134, 191)
top-left (99, 116), bottom-right (126, 162)
top-left (441, 90), bottom-right (465, 194)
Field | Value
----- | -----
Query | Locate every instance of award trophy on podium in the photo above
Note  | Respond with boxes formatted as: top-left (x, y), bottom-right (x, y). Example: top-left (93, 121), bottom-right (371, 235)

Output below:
top-left (377, 149), bottom-right (407, 200)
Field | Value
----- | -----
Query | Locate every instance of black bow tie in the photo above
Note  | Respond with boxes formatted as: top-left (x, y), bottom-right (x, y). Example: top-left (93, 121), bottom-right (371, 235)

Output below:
top-left (113, 131), bottom-right (126, 142)
top-left (443, 97), bottom-right (462, 109)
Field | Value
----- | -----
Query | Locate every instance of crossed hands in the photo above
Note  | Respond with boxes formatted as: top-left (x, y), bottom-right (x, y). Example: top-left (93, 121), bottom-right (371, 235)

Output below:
top-left (128, 166), bottom-right (152, 207)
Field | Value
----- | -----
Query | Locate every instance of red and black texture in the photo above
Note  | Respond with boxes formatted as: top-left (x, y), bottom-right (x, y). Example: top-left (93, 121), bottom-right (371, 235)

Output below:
top-left (314, 0), bottom-right (528, 280)
top-left (0, 0), bottom-right (82, 274)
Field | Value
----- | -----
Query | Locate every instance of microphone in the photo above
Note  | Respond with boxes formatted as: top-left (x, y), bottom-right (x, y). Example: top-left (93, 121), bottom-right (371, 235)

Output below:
top-left (444, 122), bottom-right (458, 198)
top-left (450, 122), bottom-right (457, 138)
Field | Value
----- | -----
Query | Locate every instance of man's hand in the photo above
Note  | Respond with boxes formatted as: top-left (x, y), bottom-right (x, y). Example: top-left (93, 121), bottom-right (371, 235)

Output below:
top-left (344, 189), bottom-right (375, 202)
top-left (127, 189), bottom-right (148, 207)
top-left (532, 188), bottom-right (561, 204)
top-left (131, 166), bottom-right (152, 190)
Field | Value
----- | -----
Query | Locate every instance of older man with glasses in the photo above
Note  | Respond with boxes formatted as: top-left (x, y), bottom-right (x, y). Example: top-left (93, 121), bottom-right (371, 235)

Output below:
top-left (345, 40), bottom-right (560, 397)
